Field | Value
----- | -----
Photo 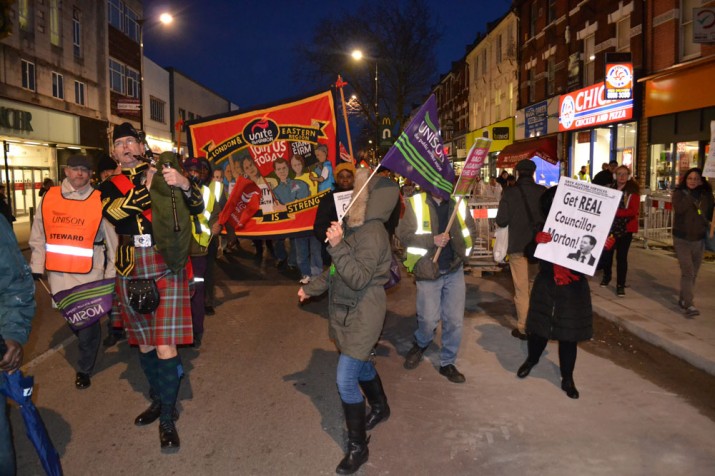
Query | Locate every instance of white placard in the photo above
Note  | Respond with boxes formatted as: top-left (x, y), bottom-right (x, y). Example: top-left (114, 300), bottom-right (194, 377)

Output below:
top-left (333, 190), bottom-right (353, 223)
top-left (534, 176), bottom-right (623, 276)
top-left (703, 120), bottom-right (715, 179)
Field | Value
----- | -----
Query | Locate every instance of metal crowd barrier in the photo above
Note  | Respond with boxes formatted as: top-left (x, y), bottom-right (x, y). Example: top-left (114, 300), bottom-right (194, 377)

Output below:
top-left (638, 193), bottom-right (673, 248)
top-left (467, 198), bottom-right (500, 263)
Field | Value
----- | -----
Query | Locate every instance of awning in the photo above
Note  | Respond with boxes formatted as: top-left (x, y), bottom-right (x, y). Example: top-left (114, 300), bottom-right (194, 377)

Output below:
top-left (496, 136), bottom-right (558, 168)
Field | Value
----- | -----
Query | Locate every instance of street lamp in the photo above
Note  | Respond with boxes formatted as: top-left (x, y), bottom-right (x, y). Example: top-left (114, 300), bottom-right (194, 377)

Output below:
top-left (138, 12), bottom-right (173, 131)
top-left (351, 49), bottom-right (379, 163)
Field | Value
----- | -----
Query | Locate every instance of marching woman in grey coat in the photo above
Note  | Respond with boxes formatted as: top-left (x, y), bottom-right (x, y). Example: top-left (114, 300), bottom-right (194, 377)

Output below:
top-left (516, 186), bottom-right (614, 399)
top-left (299, 168), bottom-right (399, 475)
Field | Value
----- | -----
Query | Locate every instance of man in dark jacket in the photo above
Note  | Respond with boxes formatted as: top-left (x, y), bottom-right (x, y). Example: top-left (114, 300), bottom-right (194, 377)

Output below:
top-left (495, 159), bottom-right (547, 340)
top-left (0, 217), bottom-right (36, 473)
top-left (593, 160), bottom-right (618, 186)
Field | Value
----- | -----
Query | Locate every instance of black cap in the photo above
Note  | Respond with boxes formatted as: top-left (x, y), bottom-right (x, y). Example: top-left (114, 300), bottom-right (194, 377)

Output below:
top-left (515, 159), bottom-right (536, 173)
top-left (66, 155), bottom-right (91, 170)
top-left (97, 153), bottom-right (118, 173)
top-left (112, 122), bottom-right (141, 142)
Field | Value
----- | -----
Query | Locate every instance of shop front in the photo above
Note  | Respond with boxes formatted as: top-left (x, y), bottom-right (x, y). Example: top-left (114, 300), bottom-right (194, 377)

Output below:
top-left (642, 57), bottom-right (715, 190)
top-left (558, 82), bottom-right (636, 182)
top-left (0, 98), bottom-right (101, 221)
top-left (464, 117), bottom-right (514, 179)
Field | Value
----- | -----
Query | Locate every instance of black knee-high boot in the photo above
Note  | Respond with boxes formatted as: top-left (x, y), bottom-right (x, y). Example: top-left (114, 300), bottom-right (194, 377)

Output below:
top-left (156, 355), bottom-right (183, 451)
top-left (559, 341), bottom-right (579, 399)
top-left (336, 400), bottom-right (369, 475)
top-left (359, 374), bottom-right (390, 430)
top-left (517, 334), bottom-right (548, 378)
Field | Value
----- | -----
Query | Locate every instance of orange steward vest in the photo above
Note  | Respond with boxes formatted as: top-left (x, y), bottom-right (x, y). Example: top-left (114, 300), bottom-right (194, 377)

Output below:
top-left (42, 186), bottom-right (103, 273)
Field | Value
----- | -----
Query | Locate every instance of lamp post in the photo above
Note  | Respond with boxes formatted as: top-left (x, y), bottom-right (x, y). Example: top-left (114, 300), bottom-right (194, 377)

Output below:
top-left (138, 12), bottom-right (173, 132)
top-left (351, 49), bottom-right (379, 164)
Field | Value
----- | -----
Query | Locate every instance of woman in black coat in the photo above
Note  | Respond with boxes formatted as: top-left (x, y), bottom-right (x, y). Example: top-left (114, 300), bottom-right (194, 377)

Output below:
top-left (516, 186), bottom-right (613, 399)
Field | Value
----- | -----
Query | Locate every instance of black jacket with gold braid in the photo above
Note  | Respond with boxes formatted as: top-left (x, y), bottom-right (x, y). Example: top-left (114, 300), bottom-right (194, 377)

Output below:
top-left (100, 162), bottom-right (203, 275)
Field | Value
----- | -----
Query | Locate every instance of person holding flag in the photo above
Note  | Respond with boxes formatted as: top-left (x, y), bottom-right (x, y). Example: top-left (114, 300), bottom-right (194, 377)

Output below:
top-left (384, 95), bottom-right (478, 383)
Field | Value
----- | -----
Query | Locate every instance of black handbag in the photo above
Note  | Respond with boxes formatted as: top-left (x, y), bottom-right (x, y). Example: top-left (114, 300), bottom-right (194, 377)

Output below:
top-left (127, 278), bottom-right (160, 314)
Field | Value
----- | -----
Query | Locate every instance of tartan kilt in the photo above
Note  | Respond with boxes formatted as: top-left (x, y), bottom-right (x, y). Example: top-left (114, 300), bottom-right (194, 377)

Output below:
top-left (116, 246), bottom-right (193, 346)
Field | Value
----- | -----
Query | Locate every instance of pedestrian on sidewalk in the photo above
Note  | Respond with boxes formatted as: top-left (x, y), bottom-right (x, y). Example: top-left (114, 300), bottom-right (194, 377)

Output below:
top-left (29, 155), bottom-right (117, 390)
top-left (397, 186), bottom-right (477, 383)
top-left (516, 187), bottom-right (615, 399)
top-left (0, 216), bottom-right (36, 475)
top-left (599, 165), bottom-right (640, 297)
top-left (672, 167), bottom-right (714, 317)
top-left (495, 159), bottom-right (546, 340)
top-left (298, 169), bottom-right (399, 475)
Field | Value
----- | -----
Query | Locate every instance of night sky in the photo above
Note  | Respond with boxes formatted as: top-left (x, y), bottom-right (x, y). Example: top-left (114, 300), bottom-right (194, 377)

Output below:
top-left (143, 0), bottom-right (512, 110)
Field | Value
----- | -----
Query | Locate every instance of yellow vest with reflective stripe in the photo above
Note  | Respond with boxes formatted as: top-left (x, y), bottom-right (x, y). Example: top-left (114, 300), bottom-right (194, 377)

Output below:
top-left (191, 181), bottom-right (223, 247)
top-left (403, 194), bottom-right (473, 273)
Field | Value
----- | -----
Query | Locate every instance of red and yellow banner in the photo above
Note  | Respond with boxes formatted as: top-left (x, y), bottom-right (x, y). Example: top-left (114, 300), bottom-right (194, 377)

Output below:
top-left (186, 91), bottom-right (338, 237)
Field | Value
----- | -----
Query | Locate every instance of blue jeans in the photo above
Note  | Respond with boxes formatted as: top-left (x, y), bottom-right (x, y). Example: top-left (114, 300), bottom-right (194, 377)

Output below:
top-left (308, 236), bottom-right (323, 276)
top-left (414, 266), bottom-right (465, 366)
top-left (294, 237), bottom-right (311, 277)
top-left (1, 378), bottom-right (15, 476)
top-left (336, 354), bottom-right (376, 404)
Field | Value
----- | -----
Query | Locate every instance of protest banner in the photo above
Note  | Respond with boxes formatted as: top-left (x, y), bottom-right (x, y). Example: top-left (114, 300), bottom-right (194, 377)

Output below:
top-left (703, 120), bottom-right (715, 179)
top-left (534, 176), bottom-right (622, 276)
top-left (453, 137), bottom-right (492, 197)
top-left (186, 91), bottom-right (338, 237)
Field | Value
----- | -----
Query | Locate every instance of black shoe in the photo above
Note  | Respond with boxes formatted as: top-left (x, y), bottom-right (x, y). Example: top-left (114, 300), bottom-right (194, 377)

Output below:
top-left (511, 328), bottom-right (527, 340)
top-left (561, 379), bottom-right (580, 399)
top-left (403, 343), bottom-right (428, 370)
top-left (439, 364), bottom-right (466, 383)
top-left (616, 285), bottom-right (625, 297)
top-left (75, 372), bottom-right (91, 390)
top-left (135, 401), bottom-right (179, 426)
top-left (103, 332), bottom-right (126, 347)
top-left (204, 306), bottom-right (216, 316)
top-left (159, 420), bottom-right (180, 453)
top-left (192, 332), bottom-right (203, 349)
top-left (599, 278), bottom-right (610, 287)
top-left (275, 259), bottom-right (287, 269)
top-left (517, 360), bottom-right (538, 379)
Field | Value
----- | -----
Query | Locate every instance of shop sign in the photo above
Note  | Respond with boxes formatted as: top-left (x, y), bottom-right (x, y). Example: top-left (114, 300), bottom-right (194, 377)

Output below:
top-left (493, 127), bottom-right (509, 140)
top-left (604, 61), bottom-right (633, 100)
top-left (558, 83), bottom-right (633, 132)
top-left (0, 107), bottom-right (33, 132)
top-left (693, 8), bottom-right (715, 43)
top-left (524, 100), bottom-right (548, 137)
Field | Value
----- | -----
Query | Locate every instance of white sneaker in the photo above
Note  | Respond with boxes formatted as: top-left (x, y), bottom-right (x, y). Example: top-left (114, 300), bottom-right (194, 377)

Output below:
top-left (299, 276), bottom-right (311, 285)
top-left (685, 306), bottom-right (700, 317)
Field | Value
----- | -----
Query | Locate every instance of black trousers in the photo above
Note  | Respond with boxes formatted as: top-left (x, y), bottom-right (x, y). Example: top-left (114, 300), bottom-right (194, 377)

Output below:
top-left (600, 232), bottom-right (633, 286)
top-left (527, 334), bottom-right (578, 381)
top-left (74, 320), bottom-right (101, 374)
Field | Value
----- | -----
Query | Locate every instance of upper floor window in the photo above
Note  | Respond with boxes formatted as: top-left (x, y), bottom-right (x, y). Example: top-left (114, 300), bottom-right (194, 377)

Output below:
top-left (680, 0), bottom-right (701, 61)
top-left (617, 16), bottom-right (630, 52)
top-left (548, 0), bottom-right (557, 24)
top-left (546, 57), bottom-right (555, 96)
top-left (178, 108), bottom-right (186, 121)
top-left (18, 0), bottom-right (33, 32)
top-left (125, 7), bottom-right (140, 43)
top-left (527, 68), bottom-right (535, 103)
top-left (73, 9), bottom-right (82, 58)
top-left (50, 0), bottom-right (61, 46)
top-left (21, 60), bottom-right (36, 91)
top-left (108, 0), bottom-right (123, 31)
top-left (52, 72), bottom-right (64, 99)
top-left (74, 81), bottom-right (86, 106)
top-left (496, 34), bottom-right (502, 64)
top-left (150, 97), bottom-right (166, 123)
top-left (481, 49), bottom-right (487, 75)
top-left (529, 2), bottom-right (537, 38)
top-left (109, 58), bottom-right (125, 94)
top-left (126, 67), bottom-right (140, 99)
top-left (584, 34), bottom-right (595, 85)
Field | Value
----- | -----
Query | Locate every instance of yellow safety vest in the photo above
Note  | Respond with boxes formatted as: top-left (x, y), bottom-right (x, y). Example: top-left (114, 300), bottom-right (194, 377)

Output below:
top-left (403, 194), bottom-right (473, 273)
top-left (191, 181), bottom-right (223, 247)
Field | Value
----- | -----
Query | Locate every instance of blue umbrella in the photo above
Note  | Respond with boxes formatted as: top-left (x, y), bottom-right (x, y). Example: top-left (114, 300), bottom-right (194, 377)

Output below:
top-left (1, 371), bottom-right (63, 476)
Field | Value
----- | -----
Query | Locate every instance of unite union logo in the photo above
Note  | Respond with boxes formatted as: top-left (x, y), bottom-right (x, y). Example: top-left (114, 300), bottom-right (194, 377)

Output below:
top-left (243, 118), bottom-right (279, 146)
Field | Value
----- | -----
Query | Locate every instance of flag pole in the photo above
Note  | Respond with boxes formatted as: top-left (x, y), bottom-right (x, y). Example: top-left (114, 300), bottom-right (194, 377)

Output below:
top-left (432, 195), bottom-right (464, 263)
top-left (335, 76), bottom-right (355, 162)
top-left (324, 164), bottom-right (383, 242)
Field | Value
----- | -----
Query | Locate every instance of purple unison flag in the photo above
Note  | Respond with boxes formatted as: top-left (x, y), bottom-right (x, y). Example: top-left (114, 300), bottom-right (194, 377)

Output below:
top-left (380, 95), bottom-right (454, 200)
top-left (52, 278), bottom-right (115, 331)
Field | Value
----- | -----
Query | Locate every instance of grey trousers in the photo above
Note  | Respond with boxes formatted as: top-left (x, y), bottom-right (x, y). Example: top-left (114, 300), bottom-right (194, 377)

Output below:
top-left (75, 320), bottom-right (101, 374)
top-left (673, 237), bottom-right (705, 308)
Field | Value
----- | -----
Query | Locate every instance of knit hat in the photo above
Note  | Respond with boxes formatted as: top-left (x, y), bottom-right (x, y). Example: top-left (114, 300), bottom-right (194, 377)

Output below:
top-left (66, 155), bottom-right (91, 170)
top-left (515, 159), bottom-right (536, 173)
top-left (334, 161), bottom-right (356, 179)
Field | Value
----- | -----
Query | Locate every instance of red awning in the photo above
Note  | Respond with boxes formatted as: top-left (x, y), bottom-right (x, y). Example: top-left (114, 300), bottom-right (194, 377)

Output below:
top-left (496, 136), bottom-right (558, 168)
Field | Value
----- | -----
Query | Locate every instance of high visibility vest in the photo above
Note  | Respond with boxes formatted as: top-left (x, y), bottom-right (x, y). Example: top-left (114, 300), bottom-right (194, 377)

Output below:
top-left (403, 194), bottom-right (473, 273)
top-left (191, 181), bottom-right (223, 247)
top-left (42, 186), bottom-right (103, 274)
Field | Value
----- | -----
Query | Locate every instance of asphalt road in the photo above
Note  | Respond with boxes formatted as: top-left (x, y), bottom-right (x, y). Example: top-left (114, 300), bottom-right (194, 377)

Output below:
top-left (10, 242), bottom-right (715, 475)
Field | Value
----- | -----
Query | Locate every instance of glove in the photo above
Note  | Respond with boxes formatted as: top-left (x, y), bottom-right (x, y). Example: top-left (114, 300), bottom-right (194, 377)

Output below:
top-left (553, 264), bottom-right (580, 286)
top-left (604, 235), bottom-right (616, 251)
top-left (32, 273), bottom-right (42, 281)
top-left (535, 231), bottom-right (552, 244)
